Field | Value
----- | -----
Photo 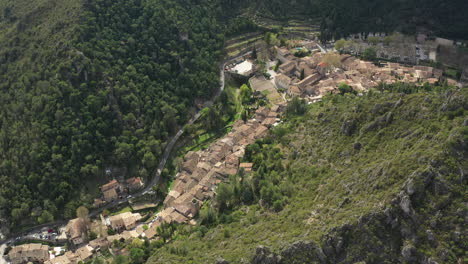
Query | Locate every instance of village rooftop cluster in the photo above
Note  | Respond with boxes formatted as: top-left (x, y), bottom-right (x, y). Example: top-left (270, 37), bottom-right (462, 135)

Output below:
top-left (271, 43), bottom-right (460, 102)
top-left (157, 105), bottom-right (282, 226)
top-left (93, 177), bottom-right (145, 207)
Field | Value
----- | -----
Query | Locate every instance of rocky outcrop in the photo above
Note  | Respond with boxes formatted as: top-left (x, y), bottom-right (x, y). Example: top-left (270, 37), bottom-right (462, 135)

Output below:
top-left (249, 164), bottom-right (466, 264)
top-left (341, 119), bottom-right (357, 136)
top-left (363, 111), bottom-right (394, 132)
top-left (281, 241), bottom-right (326, 264)
top-left (251, 246), bottom-right (281, 264)
top-left (216, 258), bottom-right (230, 264)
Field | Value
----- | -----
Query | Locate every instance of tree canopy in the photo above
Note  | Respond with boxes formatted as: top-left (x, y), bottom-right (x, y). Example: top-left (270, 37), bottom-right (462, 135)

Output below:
top-left (0, 0), bottom-right (223, 228)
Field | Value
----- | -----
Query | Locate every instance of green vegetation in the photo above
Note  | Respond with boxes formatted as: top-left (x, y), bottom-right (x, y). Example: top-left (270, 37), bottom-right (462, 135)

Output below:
top-left (362, 47), bottom-right (377, 61)
top-left (177, 79), bottom-right (243, 155)
top-left (0, 0), bottom-right (223, 229)
top-left (338, 83), bottom-right (357, 95)
top-left (221, 0), bottom-right (468, 40)
top-left (111, 206), bottom-right (133, 216)
top-left (145, 85), bottom-right (466, 263)
top-left (316, 0), bottom-right (468, 41)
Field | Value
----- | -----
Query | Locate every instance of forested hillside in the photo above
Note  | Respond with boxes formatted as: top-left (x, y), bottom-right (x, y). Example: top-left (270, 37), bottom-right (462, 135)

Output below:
top-left (221, 0), bottom-right (468, 40)
top-left (315, 0), bottom-right (468, 41)
top-left (0, 0), bottom-right (223, 229)
top-left (0, 0), bottom-right (84, 228)
top-left (147, 86), bottom-right (467, 263)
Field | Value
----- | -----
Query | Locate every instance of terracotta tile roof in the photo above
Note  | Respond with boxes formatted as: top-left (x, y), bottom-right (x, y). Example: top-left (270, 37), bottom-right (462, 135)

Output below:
top-left (88, 238), bottom-right (110, 251)
top-left (101, 179), bottom-right (119, 192)
top-left (126, 177), bottom-right (144, 190)
top-left (318, 61), bottom-right (328, 68)
top-left (239, 163), bottom-right (253, 173)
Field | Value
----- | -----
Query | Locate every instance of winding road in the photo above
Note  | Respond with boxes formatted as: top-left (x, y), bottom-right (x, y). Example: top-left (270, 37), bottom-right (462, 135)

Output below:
top-left (1, 53), bottom-right (246, 260)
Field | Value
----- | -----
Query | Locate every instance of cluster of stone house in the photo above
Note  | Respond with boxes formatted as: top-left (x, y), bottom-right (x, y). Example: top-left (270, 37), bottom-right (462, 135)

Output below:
top-left (7, 244), bottom-right (50, 264)
top-left (42, 237), bottom-right (111, 264)
top-left (7, 242), bottom-right (98, 264)
top-left (156, 106), bottom-right (281, 225)
top-left (273, 47), bottom-right (459, 100)
top-left (108, 212), bottom-right (142, 232)
top-left (44, 245), bottom-right (95, 264)
top-left (94, 177), bottom-right (144, 207)
top-left (32, 211), bottom-right (143, 264)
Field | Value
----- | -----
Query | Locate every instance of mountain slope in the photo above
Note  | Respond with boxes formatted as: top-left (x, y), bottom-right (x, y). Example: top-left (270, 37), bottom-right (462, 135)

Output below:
top-left (147, 86), bottom-right (467, 263)
top-left (0, 0), bottom-right (84, 230)
top-left (0, 0), bottom-right (223, 231)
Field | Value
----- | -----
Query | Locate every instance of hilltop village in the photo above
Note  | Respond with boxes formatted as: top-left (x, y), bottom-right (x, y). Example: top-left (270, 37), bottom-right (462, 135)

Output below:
top-left (228, 40), bottom-right (461, 106)
top-left (4, 36), bottom-right (463, 264)
top-left (273, 45), bottom-right (458, 100)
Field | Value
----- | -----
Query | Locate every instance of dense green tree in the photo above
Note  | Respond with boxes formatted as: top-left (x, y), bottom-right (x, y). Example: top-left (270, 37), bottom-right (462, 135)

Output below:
top-left (286, 97), bottom-right (307, 116)
top-left (130, 248), bottom-right (146, 264)
top-left (0, 0), bottom-right (223, 227)
top-left (37, 210), bottom-right (54, 224)
top-left (157, 222), bottom-right (175, 243)
top-left (338, 83), bottom-right (357, 95)
top-left (363, 47), bottom-right (377, 61)
top-left (239, 84), bottom-right (252, 105)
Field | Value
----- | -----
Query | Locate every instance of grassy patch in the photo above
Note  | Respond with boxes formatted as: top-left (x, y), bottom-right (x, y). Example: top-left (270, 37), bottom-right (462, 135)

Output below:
top-left (111, 206), bottom-right (133, 216)
top-left (226, 36), bottom-right (263, 50)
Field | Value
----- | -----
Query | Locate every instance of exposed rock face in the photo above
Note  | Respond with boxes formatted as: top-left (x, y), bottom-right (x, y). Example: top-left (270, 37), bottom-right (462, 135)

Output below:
top-left (353, 142), bottom-right (362, 151)
top-left (439, 90), bottom-right (467, 112)
top-left (251, 246), bottom-right (281, 264)
top-left (401, 242), bottom-right (417, 262)
top-left (249, 164), bottom-right (466, 264)
top-left (341, 119), bottom-right (356, 136)
top-left (280, 241), bottom-right (326, 264)
top-left (216, 258), bottom-right (230, 264)
top-left (399, 193), bottom-right (413, 216)
top-left (371, 102), bottom-right (394, 115)
top-left (364, 111), bottom-right (394, 132)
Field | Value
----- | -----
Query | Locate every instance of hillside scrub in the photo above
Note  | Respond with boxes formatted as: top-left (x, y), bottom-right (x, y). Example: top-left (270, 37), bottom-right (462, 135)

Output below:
top-left (146, 86), bottom-right (467, 263)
